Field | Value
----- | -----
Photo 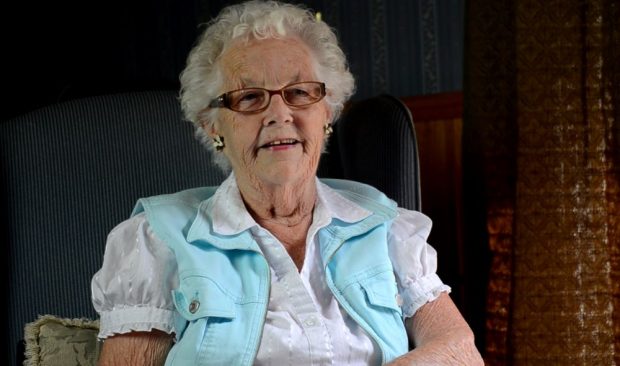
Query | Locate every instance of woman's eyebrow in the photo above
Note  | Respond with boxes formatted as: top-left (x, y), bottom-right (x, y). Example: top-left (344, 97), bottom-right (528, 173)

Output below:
top-left (289, 73), bottom-right (301, 83)
top-left (239, 73), bottom-right (302, 89)
top-left (276, 74), bottom-right (302, 87)
top-left (239, 77), bottom-right (260, 88)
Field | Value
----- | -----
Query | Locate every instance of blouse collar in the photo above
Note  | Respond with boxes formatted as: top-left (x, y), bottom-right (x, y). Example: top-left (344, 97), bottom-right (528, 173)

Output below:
top-left (210, 173), bottom-right (372, 236)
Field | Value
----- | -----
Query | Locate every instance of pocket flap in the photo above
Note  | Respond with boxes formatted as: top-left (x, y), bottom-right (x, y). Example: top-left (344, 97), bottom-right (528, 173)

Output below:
top-left (360, 273), bottom-right (401, 312)
top-left (172, 276), bottom-right (236, 321)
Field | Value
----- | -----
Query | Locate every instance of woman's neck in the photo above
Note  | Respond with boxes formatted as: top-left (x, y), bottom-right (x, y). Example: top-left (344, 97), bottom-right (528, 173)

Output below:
top-left (235, 173), bottom-right (317, 228)
top-left (235, 173), bottom-right (316, 270)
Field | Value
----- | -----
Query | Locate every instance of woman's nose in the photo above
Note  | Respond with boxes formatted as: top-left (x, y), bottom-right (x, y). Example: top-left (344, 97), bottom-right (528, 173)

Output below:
top-left (262, 94), bottom-right (293, 126)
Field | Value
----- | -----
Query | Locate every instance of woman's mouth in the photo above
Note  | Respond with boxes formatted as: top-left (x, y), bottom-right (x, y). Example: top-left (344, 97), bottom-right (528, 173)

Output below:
top-left (260, 139), bottom-right (301, 149)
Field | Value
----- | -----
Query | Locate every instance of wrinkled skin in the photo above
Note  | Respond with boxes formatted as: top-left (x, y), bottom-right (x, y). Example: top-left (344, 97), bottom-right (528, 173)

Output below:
top-left (210, 36), bottom-right (331, 269)
top-left (389, 293), bottom-right (484, 365)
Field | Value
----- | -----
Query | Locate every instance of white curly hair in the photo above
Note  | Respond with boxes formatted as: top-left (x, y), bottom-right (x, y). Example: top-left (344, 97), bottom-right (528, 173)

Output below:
top-left (179, 0), bottom-right (355, 171)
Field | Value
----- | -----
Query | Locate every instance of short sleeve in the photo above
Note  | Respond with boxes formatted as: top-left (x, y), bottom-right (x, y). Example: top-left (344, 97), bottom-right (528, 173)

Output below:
top-left (91, 213), bottom-right (179, 339)
top-left (388, 208), bottom-right (451, 319)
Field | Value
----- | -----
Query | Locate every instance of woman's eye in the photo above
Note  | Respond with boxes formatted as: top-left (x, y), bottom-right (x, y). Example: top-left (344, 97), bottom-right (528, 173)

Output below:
top-left (291, 88), bottom-right (310, 96)
top-left (239, 92), bottom-right (261, 102)
top-left (285, 88), bottom-right (312, 103)
top-left (231, 91), bottom-right (266, 110)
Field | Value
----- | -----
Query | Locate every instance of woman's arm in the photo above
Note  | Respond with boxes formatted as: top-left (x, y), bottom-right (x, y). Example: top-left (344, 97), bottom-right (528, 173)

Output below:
top-left (388, 292), bottom-right (484, 365)
top-left (98, 330), bottom-right (173, 366)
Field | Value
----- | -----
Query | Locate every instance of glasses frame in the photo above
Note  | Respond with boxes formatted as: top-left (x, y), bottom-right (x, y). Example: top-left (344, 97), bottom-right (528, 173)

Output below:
top-left (208, 81), bottom-right (326, 113)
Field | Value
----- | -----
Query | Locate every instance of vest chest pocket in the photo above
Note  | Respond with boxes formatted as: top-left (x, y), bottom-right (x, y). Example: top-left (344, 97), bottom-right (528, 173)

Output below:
top-left (359, 271), bottom-right (403, 316)
top-left (172, 275), bottom-right (236, 321)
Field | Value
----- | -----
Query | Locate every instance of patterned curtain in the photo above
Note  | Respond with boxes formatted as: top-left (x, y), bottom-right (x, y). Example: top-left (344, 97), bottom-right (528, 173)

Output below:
top-left (465, 0), bottom-right (620, 364)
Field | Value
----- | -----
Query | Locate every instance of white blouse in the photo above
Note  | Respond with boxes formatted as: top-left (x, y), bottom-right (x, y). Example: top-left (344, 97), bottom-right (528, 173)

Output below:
top-left (91, 175), bottom-right (450, 365)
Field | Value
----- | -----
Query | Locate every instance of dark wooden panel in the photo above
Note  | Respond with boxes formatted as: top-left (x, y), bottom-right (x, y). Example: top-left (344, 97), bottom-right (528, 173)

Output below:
top-left (401, 92), bottom-right (465, 309)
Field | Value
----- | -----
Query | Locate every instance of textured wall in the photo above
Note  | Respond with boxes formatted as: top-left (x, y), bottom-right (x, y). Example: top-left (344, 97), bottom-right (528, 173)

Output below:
top-left (273, 0), bottom-right (464, 99)
top-left (169, 0), bottom-right (464, 98)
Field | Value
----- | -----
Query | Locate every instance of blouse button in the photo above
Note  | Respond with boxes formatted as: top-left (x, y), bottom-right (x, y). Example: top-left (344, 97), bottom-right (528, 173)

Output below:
top-left (189, 300), bottom-right (200, 314)
top-left (304, 316), bottom-right (317, 327)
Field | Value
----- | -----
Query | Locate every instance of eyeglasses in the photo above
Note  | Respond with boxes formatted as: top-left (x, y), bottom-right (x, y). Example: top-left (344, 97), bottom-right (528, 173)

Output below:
top-left (208, 81), bottom-right (326, 113)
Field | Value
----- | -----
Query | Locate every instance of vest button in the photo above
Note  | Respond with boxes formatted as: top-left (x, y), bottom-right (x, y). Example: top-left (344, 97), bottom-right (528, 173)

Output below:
top-left (189, 300), bottom-right (200, 314)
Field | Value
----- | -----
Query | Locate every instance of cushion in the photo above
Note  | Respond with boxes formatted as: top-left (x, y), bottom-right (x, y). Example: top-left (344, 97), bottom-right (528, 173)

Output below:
top-left (24, 315), bottom-right (100, 366)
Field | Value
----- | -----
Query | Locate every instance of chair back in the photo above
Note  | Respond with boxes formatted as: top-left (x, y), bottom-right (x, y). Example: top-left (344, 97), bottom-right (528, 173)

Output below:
top-left (1, 91), bottom-right (420, 364)
top-left (334, 94), bottom-right (421, 211)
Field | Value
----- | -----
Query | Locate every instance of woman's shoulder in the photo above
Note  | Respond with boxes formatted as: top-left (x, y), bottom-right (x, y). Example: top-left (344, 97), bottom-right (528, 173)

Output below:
top-left (391, 207), bottom-right (433, 242)
top-left (135, 186), bottom-right (219, 208)
top-left (134, 175), bottom-right (237, 214)
top-left (318, 178), bottom-right (388, 199)
top-left (317, 178), bottom-right (398, 217)
top-left (128, 185), bottom-right (221, 223)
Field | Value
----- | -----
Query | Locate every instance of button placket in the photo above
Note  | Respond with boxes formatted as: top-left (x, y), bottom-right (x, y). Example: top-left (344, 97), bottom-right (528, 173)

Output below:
top-left (253, 226), bottom-right (333, 364)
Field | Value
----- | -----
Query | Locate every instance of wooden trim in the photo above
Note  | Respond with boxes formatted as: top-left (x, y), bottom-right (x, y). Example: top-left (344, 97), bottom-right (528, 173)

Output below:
top-left (401, 91), bottom-right (463, 122)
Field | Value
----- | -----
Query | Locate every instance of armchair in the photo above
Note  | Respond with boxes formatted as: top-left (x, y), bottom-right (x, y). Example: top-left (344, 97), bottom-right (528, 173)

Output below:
top-left (1, 90), bottom-right (420, 365)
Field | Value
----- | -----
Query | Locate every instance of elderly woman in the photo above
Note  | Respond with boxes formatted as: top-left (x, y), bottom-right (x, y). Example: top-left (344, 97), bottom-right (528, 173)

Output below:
top-left (92, 1), bottom-right (483, 365)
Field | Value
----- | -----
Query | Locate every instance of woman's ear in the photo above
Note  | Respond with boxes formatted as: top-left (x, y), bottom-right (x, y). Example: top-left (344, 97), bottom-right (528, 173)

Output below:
top-left (206, 122), bottom-right (218, 137)
top-left (207, 121), bottom-right (226, 152)
top-left (323, 101), bottom-right (333, 124)
top-left (197, 109), bottom-right (217, 136)
top-left (199, 118), bottom-right (218, 138)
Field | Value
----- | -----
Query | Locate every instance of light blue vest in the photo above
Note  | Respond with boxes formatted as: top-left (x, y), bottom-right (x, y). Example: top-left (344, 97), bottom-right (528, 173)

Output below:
top-left (132, 179), bottom-right (409, 365)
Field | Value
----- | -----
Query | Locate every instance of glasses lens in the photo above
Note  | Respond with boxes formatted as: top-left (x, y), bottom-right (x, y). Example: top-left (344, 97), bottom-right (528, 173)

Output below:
top-left (283, 82), bottom-right (324, 106)
top-left (223, 82), bottom-right (325, 112)
top-left (228, 89), bottom-right (268, 112)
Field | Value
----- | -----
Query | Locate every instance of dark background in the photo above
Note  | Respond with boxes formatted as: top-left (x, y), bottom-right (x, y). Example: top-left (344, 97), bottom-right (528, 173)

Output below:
top-left (2, 0), bottom-right (463, 121)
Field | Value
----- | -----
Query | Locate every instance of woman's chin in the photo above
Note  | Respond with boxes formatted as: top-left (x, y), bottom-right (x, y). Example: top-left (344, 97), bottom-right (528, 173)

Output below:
top-left (246, 159), bottom-right (314, 187)
top-left (259, 164), bottom-right (313, 186)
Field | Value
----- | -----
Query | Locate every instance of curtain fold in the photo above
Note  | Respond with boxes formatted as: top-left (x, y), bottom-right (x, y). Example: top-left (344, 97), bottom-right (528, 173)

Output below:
top-left (465, 0), bottom-right (620, 364)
